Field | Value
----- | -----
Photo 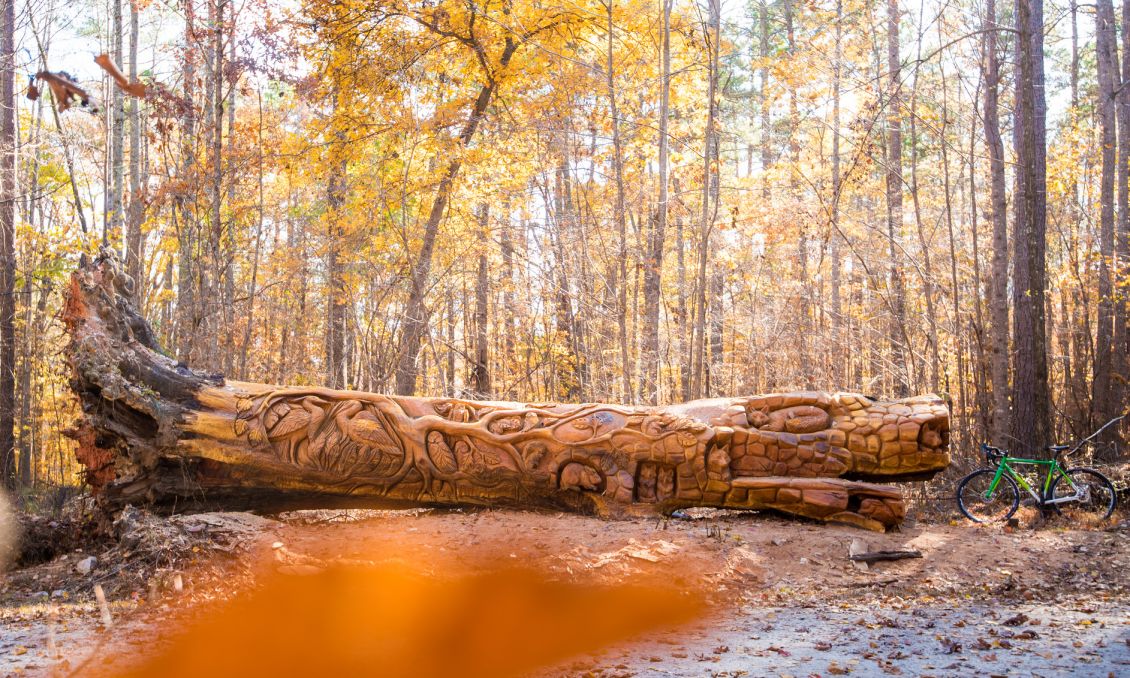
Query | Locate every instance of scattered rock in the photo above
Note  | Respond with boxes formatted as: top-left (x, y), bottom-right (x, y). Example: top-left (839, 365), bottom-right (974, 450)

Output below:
top-left (849, 538), bottom-right (869, 572)
top-left (75, 555), bottom-right (96, 575)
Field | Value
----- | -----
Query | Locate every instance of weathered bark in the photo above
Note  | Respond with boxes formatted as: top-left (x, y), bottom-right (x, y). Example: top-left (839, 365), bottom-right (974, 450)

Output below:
top-left (125, 0), bottom-right (143, 295)
top-left (641, 0), bottom-right (671, 405)
top-left (759, 0), bottom-right (771, 201)
top-left (0, 0), bottom-right (13, 488)
top-left (605, 0), bottom-right (633, 404)
top-left (325, 150), bottom-right (348, 390)
top-left (885, 0), bottom-right (909, 397)
top-left (1071, 0), bottom-right (1079, 108)
top-left (907, 12), bottom-right (941, 394)
top-left (472, 204), bottom-right (490, 397)
top-left (708, 269), bottom-right (723, 396)
top-left (675, 181), bottom-right (689, 401)
top-left (238, 90), bottom-right (266, 381)
top-left (107, 0), bottom-right (124, 245)
top-left (222, 11), bottom-right (237, 377)
top-left (1093, 0), bottom-right (1118, 438)
top-left (208, 0), bottom-right (229, 376)
top-left (175, 0), bottom-right (198, 363)
top-left (983, 0), bottom-right (1010, 446)
top-left (783, 0), bottom-right (810, 389)
top-left (1011, 0), bottom-right (1050, 454)
top-left (829, 0), bottom-right (843, 383)
top-left (1116, 0), bottom-right (1130, 440)
top-left (64, 253), bottom-right (951, 531)
top-left (691, 0), bottom-right (722, 399)
top-left (936, 22), bottom-right (967, 449)
top-left (552, 154), bottom-right (582, 401)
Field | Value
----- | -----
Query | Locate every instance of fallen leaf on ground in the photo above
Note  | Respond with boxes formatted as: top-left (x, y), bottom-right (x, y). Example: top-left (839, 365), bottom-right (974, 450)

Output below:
top-left (1003, 613), bottom-right (1028, 626)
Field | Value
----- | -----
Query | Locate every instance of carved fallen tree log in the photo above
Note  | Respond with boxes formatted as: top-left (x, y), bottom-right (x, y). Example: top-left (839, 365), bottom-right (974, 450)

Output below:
top-left (64, 253), bottom-right (951, 531)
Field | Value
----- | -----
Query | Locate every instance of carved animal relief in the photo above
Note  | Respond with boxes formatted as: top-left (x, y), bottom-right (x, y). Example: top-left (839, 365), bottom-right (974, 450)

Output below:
top-left (64, 254), bottom-right (950, 531)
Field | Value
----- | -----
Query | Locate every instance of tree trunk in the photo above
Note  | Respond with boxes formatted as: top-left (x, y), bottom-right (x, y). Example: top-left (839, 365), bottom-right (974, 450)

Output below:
top-left (907, 13), bottom-right (941, 394)
top-left (691, 0), bottom-right (720, 399)
top-left (0, 0), bottom-right (13, 488)
top-left (968, 95), bottom-right (990, 440)
top-left (239, 89), bottom-right (266, 381)
top-left (605, 0), bottom-right (633, 404)
top-left (936, 29), bottom-right (967, 450)
top-left (325, 148), bottom-right (348, 389)
top-left (1011, 0), bottom-right (1051, 454)
top-left (1093, 0), bottom-right (1118, 439)
top-left (64, 253), bottom-right (951, 532)
top-left (472, 204), bottom-right (491, 397)
top-left (209, 0), bottom-right (226, 375)
top-left (708, 270), bottom-right (723, 397)
top-left (1115, 0), bottom-right (1130, 438)
top-left (125, 0), bottom-right (143, 297)
top-left (675, 181), bottom-right (689, 401)
top-left (885, 0), bottom-right (909, 397)
top-left (499, 214), bottom-right (515, 399)
top-left (175, 0), bottom-right (198, 364)
top-left (1071, 0), bottom-right (1079, 108)
top-left (107, 0), bottom-right (124, 247)
top-left (640, 0), bottom-right (672, 405)
top-left (221, 11), bottom-right (236, 376)
top-left (759, 0), bottom-right (771, 201)
top-left (983, 0), bottom-right (1010, 446)
top-left (16, 273), bottom-right (31, 486)
top-left (829, 0), bottom-right (843, 384)
top-left (550, 154), bottom-right (583, 401)
top-left (784, 0), bottom-right (810, 388)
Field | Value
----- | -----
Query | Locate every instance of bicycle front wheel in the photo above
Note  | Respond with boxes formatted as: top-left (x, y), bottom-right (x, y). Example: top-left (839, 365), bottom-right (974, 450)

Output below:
top-left (957, 469), bottom-right (1020, 523)
top-left (1049, 468), bottom-right (1117, 523)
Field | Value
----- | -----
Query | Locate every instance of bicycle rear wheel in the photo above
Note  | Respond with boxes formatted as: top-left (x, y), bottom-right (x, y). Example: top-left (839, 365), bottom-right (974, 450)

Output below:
top-left (957, 469), bottom-right (1020, 523)
top-left (1049, 468), bottom-right (1117, 523)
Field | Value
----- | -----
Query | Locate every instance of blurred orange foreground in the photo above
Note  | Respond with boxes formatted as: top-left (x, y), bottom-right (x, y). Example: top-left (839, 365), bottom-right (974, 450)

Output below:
top-left (110, 562), bottom-right (704, 678)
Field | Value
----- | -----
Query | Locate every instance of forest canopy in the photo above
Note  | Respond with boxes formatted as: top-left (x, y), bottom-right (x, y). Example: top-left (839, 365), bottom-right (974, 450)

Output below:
top-left (0, 0), bottom-right (1126, 490)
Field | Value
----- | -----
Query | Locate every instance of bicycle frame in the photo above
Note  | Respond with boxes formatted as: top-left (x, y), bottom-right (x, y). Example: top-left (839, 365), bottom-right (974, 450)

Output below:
top-left (983, 457), bottom-right (1088, 506)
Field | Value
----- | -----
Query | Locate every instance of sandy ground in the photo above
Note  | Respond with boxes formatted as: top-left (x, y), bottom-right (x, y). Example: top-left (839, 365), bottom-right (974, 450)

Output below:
top-left (1, 507), bottom-right (1128, 676)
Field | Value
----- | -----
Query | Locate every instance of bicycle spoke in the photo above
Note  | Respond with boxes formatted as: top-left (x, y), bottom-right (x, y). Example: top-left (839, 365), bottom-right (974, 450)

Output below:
top-left (957, 469), bottom-right (1019, 523)
top-left (1051, 469), bottom-right (1117, 524)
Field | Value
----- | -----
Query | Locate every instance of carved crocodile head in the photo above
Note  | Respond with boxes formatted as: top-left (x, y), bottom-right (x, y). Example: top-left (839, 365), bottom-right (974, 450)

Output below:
top-left (716, 392), bottom-right (950, 483)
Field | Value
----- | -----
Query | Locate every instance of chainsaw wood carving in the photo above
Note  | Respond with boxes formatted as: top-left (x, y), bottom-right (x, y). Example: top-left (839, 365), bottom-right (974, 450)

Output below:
top-left (64, 253), bottom-right (950, 531)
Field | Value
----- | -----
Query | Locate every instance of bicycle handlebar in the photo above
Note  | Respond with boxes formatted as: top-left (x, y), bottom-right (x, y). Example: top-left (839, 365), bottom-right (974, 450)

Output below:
top-left (981, 443), bottom-right (1004, 465)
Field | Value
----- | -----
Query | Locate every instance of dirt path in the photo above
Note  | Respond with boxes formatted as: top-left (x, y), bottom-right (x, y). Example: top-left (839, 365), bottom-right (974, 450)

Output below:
top-left (548, 601), bottom-right (1129, 677)
top-left (2, 509), bottom-right (1128, 676)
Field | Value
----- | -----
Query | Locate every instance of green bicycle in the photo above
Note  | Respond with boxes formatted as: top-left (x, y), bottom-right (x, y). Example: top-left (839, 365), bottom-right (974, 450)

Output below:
top-left (956, 417), bottom-right (1121, 524)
